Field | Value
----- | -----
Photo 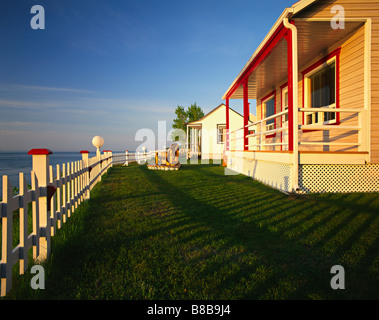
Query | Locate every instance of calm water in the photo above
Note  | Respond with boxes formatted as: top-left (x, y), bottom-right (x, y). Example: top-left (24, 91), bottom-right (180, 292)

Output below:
top-left (0, 152), bottom-right (87, 192)
top-left (0, 151), bottom-right (137, 193)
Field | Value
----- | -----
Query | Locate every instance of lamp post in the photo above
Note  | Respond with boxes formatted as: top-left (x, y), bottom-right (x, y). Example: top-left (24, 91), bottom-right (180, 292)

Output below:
top-left (92, 136), bottom-right (104, 156)
top-left (92, 136), bottom-right (104, 182)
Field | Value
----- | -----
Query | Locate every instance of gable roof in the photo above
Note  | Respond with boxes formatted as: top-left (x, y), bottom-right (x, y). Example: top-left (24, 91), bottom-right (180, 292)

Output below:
top-left (186, 103), bottom-right (253, 126)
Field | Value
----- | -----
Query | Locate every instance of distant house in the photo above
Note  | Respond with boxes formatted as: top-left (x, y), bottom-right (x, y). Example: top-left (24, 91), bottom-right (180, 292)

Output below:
top-left (186, 103), bottom-right (256, 160)
top-left (222, 0), bottom-right (379, 193)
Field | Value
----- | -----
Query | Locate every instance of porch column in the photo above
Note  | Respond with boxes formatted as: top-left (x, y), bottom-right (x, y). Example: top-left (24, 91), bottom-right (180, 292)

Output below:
top-left (286, 30), bottom-right (294, 152)
top-left (194, 128), bottom-right (197, 153)
top-left (186, 125), bottom-right (189, 159)
top-left (226, 99), bottom-right (230, 151)
top-left (243, 78), bottom-right (249, 151)
top-left (191, 128), bottom-right (194, 152)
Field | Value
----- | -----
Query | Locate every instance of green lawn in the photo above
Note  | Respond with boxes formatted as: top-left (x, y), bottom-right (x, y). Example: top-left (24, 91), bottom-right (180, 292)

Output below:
top-left (4, 163), bottom-right (379, 299)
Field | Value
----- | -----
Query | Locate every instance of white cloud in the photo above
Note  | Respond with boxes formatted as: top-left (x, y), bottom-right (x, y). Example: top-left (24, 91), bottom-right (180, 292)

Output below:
top-left (0, 83), bottom-right (97, 94)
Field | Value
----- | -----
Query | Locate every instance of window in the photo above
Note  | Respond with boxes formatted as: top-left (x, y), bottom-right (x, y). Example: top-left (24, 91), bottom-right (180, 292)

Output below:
top-left (217, 124), bottom-right (226, 143)
top-left (262, 93), bottom-right (276, 131)
top-left (303, 53), bottom-right (338, 125)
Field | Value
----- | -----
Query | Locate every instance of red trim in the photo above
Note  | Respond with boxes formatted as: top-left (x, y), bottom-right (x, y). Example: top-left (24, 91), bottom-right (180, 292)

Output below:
top-left (243, 79), bottom-right (249, 150)
top-left (301, 48), bottom-right (341, 77)
top-left (28, 148), bottom-right (53, 155)
top-left (225, 23), bottom-right (288, 100)
top-left (301, 47), bottom-right (341, 129)
top-left (260, 90), bottom-right (277, 139)
top-left (286, 28), bottom-right (294, 151)
top-left (280, 82), bottom-right (288, 90)
top-left (280, 83), bottom-right (288, 151)
top-left (225, 99), bottom-right (230, 151)
top-left (80, 150), bottom-right (90, 154)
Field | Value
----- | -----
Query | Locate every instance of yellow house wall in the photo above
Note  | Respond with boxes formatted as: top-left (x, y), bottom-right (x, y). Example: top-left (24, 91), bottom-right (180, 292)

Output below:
top-left (295, 0), bottom-right (379, 162)
top-left (256, 14), bottom-right (368, 155)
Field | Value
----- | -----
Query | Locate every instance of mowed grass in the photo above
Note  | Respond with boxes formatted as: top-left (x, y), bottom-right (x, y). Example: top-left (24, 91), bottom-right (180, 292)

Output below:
top-left (4, 163), bottom-right (379, 299)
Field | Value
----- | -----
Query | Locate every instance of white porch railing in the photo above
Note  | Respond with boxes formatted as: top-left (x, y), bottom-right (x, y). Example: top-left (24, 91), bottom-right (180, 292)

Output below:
top-left (112, 150), bottom-right (156, 166)
top-left (227, 108), bottom-right (365, 151)
top-left (0, 148), bottom-right (157, 297)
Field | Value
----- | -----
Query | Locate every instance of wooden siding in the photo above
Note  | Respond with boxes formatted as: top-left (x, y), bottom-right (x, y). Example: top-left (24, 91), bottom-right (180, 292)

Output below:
top-left (295, 0), bottom-right (379, 162)
top-left (255, 24), bottom-right (366, 153)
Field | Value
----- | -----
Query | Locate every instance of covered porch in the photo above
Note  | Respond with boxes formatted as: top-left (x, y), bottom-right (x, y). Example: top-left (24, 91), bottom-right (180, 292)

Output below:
top-left (186, 122), bottom-right (202, 159)
top-left (222, 14), bottom-right (374, 193)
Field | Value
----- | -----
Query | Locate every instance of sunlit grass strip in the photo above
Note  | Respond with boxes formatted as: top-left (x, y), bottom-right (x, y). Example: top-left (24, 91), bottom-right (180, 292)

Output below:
top-left (4, 163), bottom-right (379, 300)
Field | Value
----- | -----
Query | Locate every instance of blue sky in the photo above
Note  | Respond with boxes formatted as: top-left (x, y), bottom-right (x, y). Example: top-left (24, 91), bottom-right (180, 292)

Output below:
top-left (0, 0), bottom-right (295, 152)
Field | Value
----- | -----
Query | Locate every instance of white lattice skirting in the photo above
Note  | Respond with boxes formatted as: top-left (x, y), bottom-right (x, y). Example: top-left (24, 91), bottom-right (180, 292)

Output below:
top-left (298, 164), bottom-right (379, 193)
top-left (227, 156), bottom-right (379, 194)
top-left (227, 157), bottom-right (293, 193)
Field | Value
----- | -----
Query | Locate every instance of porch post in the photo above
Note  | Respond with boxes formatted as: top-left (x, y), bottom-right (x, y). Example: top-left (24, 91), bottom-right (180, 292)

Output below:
top-left (285, 30), bottom-right (294, 152)
top-left (186, 125), bottom-right (189, 159)
top-left (226, 99), bottom-right (230, 151)
top-left (243, 78), bottom-right (249, 151)
top-left (195, 128), bottom-right (198, 154)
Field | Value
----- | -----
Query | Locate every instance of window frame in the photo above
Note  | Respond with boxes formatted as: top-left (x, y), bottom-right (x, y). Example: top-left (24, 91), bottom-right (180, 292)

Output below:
top-left (280, 83), bottom-right (289, 151)
top-left (302, 48), bottom-right (341, 127)
top-left (217, 124), bottom-right (226, 144)
top-left (260, 91), bottom-right (277, 138)
top-left (281, 84), bottom-right (289, 125)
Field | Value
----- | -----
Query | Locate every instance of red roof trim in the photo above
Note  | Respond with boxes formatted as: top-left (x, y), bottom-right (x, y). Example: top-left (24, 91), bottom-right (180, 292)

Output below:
top-left (225, 22), bottom-right (288, 99)
top-left (80, 150), bottom-right (90, 154)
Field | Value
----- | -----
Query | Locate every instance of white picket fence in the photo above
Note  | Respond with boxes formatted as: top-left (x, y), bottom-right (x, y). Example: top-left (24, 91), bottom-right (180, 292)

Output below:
top-left (112, 150), bottom-right (156, 166)
top-left (0, 148), bottom-right (156, 297)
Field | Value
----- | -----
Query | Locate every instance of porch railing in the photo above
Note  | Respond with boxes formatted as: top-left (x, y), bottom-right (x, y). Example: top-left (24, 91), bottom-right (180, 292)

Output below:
top-left (227, 108), bottom-right (365, 151)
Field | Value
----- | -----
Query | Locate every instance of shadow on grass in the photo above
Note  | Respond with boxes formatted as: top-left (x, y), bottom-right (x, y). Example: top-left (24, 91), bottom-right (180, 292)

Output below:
top-left (4, 164), bottom-right (378, 300)
top-left (138, 164), bottom-right (379, 299)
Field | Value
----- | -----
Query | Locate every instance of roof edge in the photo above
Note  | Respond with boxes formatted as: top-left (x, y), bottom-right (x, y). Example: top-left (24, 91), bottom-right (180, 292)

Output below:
top-left (222, 0), bottom-right (318, 100)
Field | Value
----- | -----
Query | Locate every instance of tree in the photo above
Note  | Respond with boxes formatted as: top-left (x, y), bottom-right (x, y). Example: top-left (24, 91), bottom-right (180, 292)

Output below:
top-left (172, 103), bottom-right (204, 131)
top-left (172, 106), bottom-right (187, 132)
top-left (186, 102), bottom-right (204, 123)
top-left (171, 103), bottom-right (204, 142)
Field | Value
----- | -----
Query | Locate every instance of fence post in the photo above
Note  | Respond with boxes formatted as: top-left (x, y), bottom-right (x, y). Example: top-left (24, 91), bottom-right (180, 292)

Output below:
top-left (56, 164), bottom-right (62, 229)
top-left (1, 175), bottom-right (13, 296)
top-left (98, 149), bottom-right (102, 181)
top-left (19, 172), bottom-right (29, 275)
top-left (103, 150), bottom-right (109, 171)
top-left (109, 150), bottom-right (113, 168)
top-left (27, 148), bottom-right (52, 262)
top-left (124, 150), bottom-right (129, 166)
top-left (80, 150), bottom-right (90, 200)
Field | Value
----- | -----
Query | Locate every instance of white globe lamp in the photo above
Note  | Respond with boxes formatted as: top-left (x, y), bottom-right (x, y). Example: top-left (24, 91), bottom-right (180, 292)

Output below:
top-left (92, 136), bottom-right (104, 156)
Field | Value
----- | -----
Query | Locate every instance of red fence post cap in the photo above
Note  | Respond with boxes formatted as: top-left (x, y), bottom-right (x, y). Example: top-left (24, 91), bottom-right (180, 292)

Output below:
top-left (27, 148), bottom-right (53, 155)
top-left (80, 150), bottom-right (90, 154)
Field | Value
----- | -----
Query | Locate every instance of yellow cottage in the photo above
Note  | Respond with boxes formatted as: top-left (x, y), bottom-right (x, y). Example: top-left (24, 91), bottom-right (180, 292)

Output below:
top-left (222, 0), bottom-right (379, 193)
